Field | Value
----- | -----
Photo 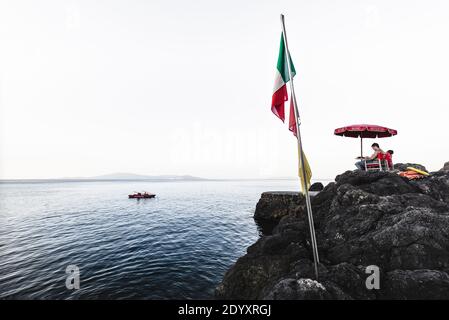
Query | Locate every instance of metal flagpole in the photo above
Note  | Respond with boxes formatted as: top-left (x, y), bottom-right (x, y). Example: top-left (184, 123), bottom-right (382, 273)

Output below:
top-left (280, 14), bottom-right (320, 280)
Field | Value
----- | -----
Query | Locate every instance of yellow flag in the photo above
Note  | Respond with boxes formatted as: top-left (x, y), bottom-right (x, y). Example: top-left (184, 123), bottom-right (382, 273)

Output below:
top-left (297, 145), bottom-right (312, 193)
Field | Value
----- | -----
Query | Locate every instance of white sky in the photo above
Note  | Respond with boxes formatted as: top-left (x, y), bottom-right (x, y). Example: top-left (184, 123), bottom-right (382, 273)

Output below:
top-left (0, 0), bottom-right (448, 179)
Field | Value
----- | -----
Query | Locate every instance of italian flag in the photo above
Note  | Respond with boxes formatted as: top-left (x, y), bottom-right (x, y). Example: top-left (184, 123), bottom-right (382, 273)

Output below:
top-left (271, 34), bottom-right (296, 122)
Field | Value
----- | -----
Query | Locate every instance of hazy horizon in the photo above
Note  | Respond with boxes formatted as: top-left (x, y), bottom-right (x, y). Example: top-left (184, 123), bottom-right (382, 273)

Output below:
top-left (1, 0), bottom-right (448, 180)
top-left (0, 171), bottom-right (333, 181)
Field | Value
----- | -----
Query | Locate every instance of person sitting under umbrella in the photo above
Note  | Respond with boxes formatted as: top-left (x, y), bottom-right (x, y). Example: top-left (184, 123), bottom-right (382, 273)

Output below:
top-left (385, 150), bottom-right (394, 170)
top-left (355, 143), bottom-right (385, 170)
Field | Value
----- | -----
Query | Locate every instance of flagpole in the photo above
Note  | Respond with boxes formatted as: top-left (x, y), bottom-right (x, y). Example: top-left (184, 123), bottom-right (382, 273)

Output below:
top-left (280, 13), bottom-right (320, 280)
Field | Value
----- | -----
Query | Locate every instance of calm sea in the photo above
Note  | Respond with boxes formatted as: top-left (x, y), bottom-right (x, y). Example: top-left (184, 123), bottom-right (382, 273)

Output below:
top-left (0, 179), bottom-right (301, 299)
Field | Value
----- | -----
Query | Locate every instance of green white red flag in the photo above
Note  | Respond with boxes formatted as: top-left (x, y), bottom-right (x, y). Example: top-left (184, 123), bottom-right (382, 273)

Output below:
top-left (271, 35), bottom-right (296, 123)
top-left (271, 32), bottom-right (312, 191)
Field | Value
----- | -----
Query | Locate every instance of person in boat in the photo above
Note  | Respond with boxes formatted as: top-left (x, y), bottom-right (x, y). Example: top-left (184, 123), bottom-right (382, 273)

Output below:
top-left (355, 143), bottom-right (385, 170)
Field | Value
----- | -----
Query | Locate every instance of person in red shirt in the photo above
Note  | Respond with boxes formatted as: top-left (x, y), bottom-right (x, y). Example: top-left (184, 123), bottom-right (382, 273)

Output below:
top-left (355, 143), bottom-right (384, 170)
top-left (385, 150), bottom-right (394, 170)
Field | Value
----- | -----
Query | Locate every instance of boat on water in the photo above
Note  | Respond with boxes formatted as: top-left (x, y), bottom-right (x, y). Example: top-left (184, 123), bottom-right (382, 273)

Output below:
top-left (128, 191), bottom-right (156, 199)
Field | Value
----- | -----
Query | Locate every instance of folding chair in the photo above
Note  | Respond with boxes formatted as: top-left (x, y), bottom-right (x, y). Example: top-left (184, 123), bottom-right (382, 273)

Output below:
top-left (365, 153), bottom-right (391, 171)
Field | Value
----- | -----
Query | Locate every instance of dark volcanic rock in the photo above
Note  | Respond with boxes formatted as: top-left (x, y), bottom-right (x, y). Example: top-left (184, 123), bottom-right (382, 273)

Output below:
top-left (217, 168), bottom-right (449, 300)
top-left (381, 270), bottom-right (449, 299)
top-left (409, 170), bottom-right (449, 203)
top-left (254, 192), bottom-right (304, 223)
top-left (309, 182), bottom-right (324, 192)
top-left (262, 278), bottom-right (331, 300)
top-left (335, 170), bottom-right (418, 196)
top-left (441, 162), bottom-right (449, 171)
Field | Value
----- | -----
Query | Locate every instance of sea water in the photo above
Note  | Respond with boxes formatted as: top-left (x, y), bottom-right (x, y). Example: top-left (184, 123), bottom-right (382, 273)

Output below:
top-left (0, 179), bottom-right (302, 299)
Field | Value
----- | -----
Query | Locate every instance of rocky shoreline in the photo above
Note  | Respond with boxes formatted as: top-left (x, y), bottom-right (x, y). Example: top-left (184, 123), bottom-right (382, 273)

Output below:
top-left (216, 163), bottom-right (449, 299)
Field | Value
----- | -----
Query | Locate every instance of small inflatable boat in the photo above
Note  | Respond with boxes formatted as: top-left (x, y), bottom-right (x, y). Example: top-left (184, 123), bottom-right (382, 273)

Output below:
top-left (128, 192), bottom-right (156, 199)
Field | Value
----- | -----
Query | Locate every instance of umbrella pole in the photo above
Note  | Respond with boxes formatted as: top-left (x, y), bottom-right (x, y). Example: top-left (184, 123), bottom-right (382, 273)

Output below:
top-left (360, 137), bottom-right (363, 158)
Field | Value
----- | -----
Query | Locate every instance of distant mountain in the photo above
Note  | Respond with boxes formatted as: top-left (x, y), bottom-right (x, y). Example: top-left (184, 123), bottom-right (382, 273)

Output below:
top-left (0, 173), bottom-right (206, 183)
top-left (87, 173), bottom-right (205, 181)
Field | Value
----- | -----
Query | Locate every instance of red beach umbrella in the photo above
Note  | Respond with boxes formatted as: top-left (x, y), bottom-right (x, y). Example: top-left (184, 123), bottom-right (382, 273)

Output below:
top-left (334, 124), bottom-right (398, 157)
